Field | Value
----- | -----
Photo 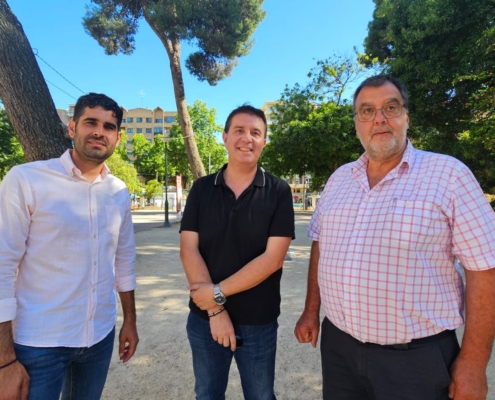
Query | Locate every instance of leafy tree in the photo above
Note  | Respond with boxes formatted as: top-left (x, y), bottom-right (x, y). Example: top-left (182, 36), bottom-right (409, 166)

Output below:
top-left (83, 0), bottom-right (266, 181)
top-left (106, 152), bottom-right (142, 195)
top-left (364, 0), bottom-right (495, 191)
top-left (262, 54), bottom-right (374, 190)
top-left (0, 0), bottom-right (72, 161)
top-left (144, 179), bottom-right (162, 202)
top-left (0, 108), bottom-right (25, 180)
top-left (167, 100), bottom-right (227, 186)
top-left (131, 133), bottom-right (165, 182)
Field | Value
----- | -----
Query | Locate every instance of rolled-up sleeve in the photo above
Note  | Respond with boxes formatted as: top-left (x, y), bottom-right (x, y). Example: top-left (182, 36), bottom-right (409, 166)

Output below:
top-left (114, 194), bottom-right (136, 292)
top-left (0, 168), bottom-right (32, 322)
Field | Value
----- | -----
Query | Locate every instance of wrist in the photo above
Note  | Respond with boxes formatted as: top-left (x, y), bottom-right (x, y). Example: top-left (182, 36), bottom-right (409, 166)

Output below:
top-left (213, 283), bottom-right (227, 305)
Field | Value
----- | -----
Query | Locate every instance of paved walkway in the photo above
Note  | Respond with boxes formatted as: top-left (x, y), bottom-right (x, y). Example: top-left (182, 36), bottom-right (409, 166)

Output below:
top-left (101, 211), bottom-right (495, 399)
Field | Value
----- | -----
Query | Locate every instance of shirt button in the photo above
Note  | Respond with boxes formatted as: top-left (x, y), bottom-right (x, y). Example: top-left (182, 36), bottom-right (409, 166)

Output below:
top-left (92, 209), bottom-right (95, 213)
top-left (93, 234), bottom-right (96, 238)
top-left (92, 288), bottom-right (96, 292)
top-left (94, 261), bottom-right (97, 265)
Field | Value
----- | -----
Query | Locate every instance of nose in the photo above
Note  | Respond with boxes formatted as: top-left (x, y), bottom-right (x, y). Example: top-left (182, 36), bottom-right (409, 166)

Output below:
top-left (373, 108), bottom-right (388, 124)
top-left (92, 124), bottom-right (104, 136)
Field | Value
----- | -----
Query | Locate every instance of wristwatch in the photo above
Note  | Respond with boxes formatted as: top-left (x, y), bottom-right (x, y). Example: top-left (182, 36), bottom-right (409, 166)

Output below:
top-left (213, 284), bottom-right (227, 305)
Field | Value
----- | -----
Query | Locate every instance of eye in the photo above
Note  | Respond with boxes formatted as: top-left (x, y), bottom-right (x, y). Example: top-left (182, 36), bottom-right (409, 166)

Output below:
top-left (361, 107), bottom-right (374, 115)
top-left (385, 104), bottom-right (398, 112)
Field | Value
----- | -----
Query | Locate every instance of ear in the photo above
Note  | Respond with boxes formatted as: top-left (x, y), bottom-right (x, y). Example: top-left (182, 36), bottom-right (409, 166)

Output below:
top-left (116, 129), bottom-right (122, 147)
top-left (222, 131), bottom-right (228, 144)
top-left (68, 119), bottom-right (76, 139)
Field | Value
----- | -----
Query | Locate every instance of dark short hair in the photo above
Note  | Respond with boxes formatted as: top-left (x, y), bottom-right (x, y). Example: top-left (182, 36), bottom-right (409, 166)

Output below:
top-left (73, 93), bottom-right (123, 130)
top-left (353, 75), bottom-right (409, 112)
top-left (224, 105), bottom-right (267, 138)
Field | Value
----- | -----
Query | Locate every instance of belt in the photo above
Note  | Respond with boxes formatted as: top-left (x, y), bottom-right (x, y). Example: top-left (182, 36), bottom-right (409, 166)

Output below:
top-left (375, 329), bottom-right (456, 350)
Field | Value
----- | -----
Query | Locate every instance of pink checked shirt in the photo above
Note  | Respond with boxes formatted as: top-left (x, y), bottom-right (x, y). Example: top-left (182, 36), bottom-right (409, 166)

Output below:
top-left (308, 141), bottom-right (495, 345)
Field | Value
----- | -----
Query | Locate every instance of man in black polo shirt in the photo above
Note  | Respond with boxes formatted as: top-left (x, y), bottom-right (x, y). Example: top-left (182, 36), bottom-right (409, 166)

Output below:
top-left (180, 105), bottom-right (294, 400)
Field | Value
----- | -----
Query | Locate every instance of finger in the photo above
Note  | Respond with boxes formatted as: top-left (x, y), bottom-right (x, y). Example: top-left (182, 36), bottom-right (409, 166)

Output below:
top-left (448, 381), bottom-right (455, 399)
top-left (230, 334), bottom-right (237, 352)
top-left (122, 338), bottom-right (138, 363)
top-left (311, 331), bottom-right (318, 348)
top-left (20, 373), bottom-right (30, 400)
top-left (188, 284), bottom-right (199, 291)
top-left (119, 336), bottom-right (126, 360)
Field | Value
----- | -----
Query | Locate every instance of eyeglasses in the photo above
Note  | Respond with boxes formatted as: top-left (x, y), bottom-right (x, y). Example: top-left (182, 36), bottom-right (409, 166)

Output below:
top-left (355, 103), bottom-right (405, 122)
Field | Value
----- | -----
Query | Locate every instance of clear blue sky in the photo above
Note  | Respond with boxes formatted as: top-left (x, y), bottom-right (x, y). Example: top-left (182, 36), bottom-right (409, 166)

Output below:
top-left (7, 0), bottom-right (375, 126)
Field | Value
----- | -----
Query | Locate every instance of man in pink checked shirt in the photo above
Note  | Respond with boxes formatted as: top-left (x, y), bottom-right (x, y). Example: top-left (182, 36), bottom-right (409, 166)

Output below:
top-left (0, 93), bottom-right (138, 400)
top-left (295, 75), bottom-right (495, 400)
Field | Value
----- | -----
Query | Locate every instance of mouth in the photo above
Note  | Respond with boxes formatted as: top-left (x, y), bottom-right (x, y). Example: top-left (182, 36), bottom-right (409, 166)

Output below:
top-left (87, 138), bottom-right (106, 148)
top-left (238, 147), bottom-right (252, 152)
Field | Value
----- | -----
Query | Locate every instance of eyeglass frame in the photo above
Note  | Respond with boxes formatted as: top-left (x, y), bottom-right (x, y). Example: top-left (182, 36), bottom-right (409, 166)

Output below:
top-left (354, 103), bottom-right (407, 122)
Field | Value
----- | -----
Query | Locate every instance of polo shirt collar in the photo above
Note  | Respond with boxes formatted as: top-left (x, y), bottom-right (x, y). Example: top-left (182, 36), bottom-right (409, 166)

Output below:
top-left (214, 164), bottom-right (265, 187)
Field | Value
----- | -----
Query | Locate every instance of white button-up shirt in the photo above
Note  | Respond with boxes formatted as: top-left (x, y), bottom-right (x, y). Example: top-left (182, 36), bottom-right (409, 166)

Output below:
top-left (0, 150), bottom-right (136, 347)
top-left (309, 141), bottom-right (495, 345)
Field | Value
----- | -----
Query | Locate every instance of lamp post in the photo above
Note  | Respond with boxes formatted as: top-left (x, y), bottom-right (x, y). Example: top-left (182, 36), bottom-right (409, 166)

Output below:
top-left (162, 136), bottom-right (172, 227)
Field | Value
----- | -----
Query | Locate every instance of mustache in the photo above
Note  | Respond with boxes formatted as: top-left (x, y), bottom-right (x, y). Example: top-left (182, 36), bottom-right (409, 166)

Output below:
top-left (371, 127), bottom-right (393, 135)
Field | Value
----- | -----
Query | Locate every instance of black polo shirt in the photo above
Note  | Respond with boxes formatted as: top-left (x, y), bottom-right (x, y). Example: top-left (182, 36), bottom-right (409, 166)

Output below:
top-left (180, 164), bottom-right (295, 325)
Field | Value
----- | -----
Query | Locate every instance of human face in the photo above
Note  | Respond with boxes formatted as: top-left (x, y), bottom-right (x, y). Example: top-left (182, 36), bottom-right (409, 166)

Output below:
top-left (222, 113), bottom-right (267, 166)
top-left (68, 106), bottom-right (121, 166)
top-left (354, 82), bottom-right (409, 162)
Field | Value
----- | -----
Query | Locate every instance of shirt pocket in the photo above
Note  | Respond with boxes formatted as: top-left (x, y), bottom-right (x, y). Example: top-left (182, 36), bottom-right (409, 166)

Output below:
top-left (105, 205), bottom-right (123, 237)
top-left (381, 200), bottom-right (447, 249)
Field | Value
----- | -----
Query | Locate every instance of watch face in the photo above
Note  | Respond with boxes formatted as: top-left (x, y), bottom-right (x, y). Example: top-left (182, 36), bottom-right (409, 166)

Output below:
top-left (214, 293), bottom-right (226, 305)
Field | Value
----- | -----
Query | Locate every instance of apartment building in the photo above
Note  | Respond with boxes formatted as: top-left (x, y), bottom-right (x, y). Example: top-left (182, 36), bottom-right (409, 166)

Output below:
top-left (121, 107), bottom-right (177, 157)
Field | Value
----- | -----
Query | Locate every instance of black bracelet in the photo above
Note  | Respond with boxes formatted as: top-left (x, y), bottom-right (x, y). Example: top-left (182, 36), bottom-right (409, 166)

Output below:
top-left (208, 307), bottom-right (225, 318)
top-left (0, 358), bottom-right (17, 370)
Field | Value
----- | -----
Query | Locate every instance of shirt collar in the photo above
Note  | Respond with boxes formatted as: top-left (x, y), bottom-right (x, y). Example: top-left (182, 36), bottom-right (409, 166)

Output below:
top-left (60, 149), bottom-right (110, 181)
top-left (351, 139), bottom-right (416, 176)
top-left (214, 164), bottom-right (265, 187)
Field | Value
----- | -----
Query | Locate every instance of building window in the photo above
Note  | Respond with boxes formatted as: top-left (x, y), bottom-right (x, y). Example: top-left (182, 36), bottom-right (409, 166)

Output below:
top-left (146, 128), bottom-right (152, 134)
top-left (147, 139), bottom-right (152, 143)
top-left (127, 117), bottom-right (133, 123)
top-left (136, 128), bottom-right (142, 133)
top-left (154, 127), bottom-right (163, 133)
top-left (165, 116), bottom-right (175, 123)
top-left (121, 119), bottom-right (126, 125)
top-left (126, 150), bottom-right (132, 155)
top-left (146, 118), bottom-right (152, 123)
top-left (136, 117), bottom-right (143, 123)
top-left (127, 128), bottom-right (133, 133)
top-left (126, 140), bottom-right (132, 145)
top-left (155, 118), bottom-right (163, 123)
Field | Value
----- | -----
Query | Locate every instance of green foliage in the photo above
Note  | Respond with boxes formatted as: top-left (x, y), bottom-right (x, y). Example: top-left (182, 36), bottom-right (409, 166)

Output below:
top-left (106, 152), bottom-right (142, 195)
top-left (261, 54), bottom-right (374, 190)
top-left (144, 179), bottom-right (162, 201)
top-left (83, 0), bottom-right (266, 85)
top-left (115, 129), bottom-right (130, 161)
top-left (168, 100), bottom-right (227, 183)
top-left (364, 0), bottom-right (495, 191)
top-left (131, 133), bottom-right (165, 182)
top-left (0, 109), bottom-right (25, 180)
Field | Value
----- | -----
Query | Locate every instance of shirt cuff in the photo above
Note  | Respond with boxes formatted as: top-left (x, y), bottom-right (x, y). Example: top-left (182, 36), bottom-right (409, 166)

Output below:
top-left (115, 274), bottom-right (137, 292)
top-left (0, 298), bottom-right (17, 323)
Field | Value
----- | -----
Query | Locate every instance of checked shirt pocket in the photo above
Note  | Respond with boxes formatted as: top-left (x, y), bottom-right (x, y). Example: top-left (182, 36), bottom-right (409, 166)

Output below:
top-left (381, 200), bottom-right (447, 249)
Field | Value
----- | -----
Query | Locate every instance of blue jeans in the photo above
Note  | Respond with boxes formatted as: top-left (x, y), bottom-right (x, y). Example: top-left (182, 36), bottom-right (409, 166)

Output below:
top-left (14, 328), bottom-right (115, 400)
top-left (187, 312), bottom-right (278, 400)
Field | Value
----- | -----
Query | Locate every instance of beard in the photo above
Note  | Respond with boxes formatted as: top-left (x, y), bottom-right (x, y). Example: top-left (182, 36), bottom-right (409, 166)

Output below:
top-left (359, 128), bottom-right (407, 162)
top-left (73, 135), bottom-right (115, 164)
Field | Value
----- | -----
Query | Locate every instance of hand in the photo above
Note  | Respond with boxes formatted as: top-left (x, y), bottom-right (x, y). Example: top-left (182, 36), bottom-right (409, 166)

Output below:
top-left (119, 320), bottom-right (139, 363)
top-left (189, 283), bottom-right (217, 311)
top-left (209, 310), bottom-right (237, 351)
top-left (294, 310), bottom-right (320, 348)
top-left (0, 361), bottom-right (30, 400)
top-left (448, 354), bottom-right (488, 399)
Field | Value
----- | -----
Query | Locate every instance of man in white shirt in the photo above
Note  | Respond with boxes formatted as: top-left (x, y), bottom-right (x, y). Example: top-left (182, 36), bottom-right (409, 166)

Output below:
top-left (0, 93), bottom-right (138, 400)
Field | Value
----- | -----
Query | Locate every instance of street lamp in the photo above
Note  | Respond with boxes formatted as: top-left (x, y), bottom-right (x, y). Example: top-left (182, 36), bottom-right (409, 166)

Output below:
top-left (161, 136), bottom-right (172, 227)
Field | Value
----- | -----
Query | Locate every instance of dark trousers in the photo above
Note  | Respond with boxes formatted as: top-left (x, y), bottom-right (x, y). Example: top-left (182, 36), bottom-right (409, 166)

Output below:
top-left (321, 318), bottom-right (460, 400)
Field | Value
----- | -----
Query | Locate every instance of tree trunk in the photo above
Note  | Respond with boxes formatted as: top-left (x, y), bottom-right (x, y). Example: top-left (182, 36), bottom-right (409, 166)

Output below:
top-left (142, 5), bottom-right (206, 180)
top-left (0, 0), bottom-right (72, 161)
